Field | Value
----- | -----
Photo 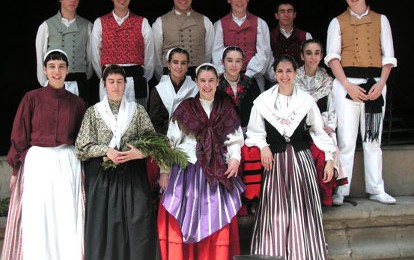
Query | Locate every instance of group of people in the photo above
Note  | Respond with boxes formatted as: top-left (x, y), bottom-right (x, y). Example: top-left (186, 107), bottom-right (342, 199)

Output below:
top-left (3, 0), bottom-right (397, 259)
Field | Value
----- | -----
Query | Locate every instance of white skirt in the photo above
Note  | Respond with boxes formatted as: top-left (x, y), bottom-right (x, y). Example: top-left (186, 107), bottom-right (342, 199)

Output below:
top-left (21, 145), bottom-right (83, 260)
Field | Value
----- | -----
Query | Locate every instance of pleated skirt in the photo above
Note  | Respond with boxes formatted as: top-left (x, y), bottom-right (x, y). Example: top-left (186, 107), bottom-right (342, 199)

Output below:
top-left (83, 157), bottom-right (156, 260)
top-left (250, 145), bottom-right (328, 260)
top-left (2, 145), bottom-right (84, 260)
top-left (158, 162), bottom-right (244, 259)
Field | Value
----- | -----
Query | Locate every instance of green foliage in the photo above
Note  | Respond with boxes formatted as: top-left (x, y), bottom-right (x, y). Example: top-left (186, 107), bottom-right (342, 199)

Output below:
top-left (0, 197), bottom-right (10, 217)
top-left (101, 131), bottom-right (189, 171)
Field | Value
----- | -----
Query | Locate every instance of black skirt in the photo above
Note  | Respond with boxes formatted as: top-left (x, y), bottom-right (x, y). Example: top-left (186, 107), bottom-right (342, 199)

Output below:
top-left (83, 157), bottom-right (156, 260)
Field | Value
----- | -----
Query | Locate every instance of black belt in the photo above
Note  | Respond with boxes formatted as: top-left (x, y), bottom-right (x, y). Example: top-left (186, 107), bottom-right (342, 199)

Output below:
top-left (65, 73), bottom-right (87, 81)
top-left (343, 67), bottom-right (381, 78)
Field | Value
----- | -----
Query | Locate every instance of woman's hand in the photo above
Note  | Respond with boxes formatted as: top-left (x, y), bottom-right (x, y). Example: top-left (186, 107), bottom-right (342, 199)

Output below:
top-left (224, 158), bottom-right (240, 178)
top-left (323, 160), bottom-right (334, 183)
top-left (106, 147), bottom-right (122, 164)
top-left (159, 172), bottom-right (169, 192)
top-left (261, 146), bottom-right (273, 171)
top-left (117, 143), bottom-right (146, 164)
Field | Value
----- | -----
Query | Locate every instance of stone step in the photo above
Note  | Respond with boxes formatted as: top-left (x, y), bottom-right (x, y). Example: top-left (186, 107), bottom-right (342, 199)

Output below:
top-left (237, 196), bottom-right (414, 259)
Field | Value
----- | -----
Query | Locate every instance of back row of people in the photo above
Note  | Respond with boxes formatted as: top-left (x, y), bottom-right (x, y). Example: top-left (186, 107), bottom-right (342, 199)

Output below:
top-left (4, 0), bottom-right (397, 259)
top-left (35, 0), bottom-right (310, 105)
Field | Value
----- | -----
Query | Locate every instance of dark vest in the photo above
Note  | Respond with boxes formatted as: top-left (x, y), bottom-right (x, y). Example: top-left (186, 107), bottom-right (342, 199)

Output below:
top-left (270, 26), bottom-right (306, 66)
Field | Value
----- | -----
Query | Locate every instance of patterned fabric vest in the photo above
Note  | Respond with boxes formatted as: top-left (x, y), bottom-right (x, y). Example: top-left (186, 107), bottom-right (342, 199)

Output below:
top-left (270, 25), bottom-right (306, 66)
top-left (46, 12), bottom-right (90, 73)
top-left (221, 13), bottom-right (258, 70)
top-left (161, 10), bottom-right (205, 67)
top-left (100, 13), bottom-right (144, 66)
top-left (337, 9), bottom-right (382, 68)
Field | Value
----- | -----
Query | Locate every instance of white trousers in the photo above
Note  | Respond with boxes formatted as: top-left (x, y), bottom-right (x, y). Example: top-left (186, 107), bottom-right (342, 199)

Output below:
top-left (332, 78), bottom-right (387, 196)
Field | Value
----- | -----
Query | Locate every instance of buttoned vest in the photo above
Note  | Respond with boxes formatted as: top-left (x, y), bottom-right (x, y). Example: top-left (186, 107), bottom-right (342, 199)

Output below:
top-left (100, 13), bottom-right (145, 66)
top-left (46, 12), bottom-right (90, 73)
top-left (337, 9), bottom-right (382, 68)
top-left (161, 10), bottom-right (205, 67)
top-left (221, 13), bottom-right (258, 70)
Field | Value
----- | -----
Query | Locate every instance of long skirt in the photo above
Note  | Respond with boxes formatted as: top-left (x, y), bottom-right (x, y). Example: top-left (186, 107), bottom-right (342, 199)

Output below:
top-left (2, 145), bottom-right (84, 260)
top-left (158, 163), bottom-right (245, 260)
top-left (250, 145), bottom-right (328, 260)
top-left (83, 157), bottom-right (156, 260)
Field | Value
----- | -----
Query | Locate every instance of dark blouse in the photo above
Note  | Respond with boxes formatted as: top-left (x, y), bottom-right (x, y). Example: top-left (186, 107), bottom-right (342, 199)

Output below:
top-left (7, 85), bottom-right (86, 175)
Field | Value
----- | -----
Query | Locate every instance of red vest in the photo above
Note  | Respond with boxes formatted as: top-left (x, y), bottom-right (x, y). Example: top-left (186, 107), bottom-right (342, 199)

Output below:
top-left (100, 13), bottom-right (145, 66)
top-left (221, 13), bottom-right (258, 70)
top-left (270, 26), bottom-right (306, 66)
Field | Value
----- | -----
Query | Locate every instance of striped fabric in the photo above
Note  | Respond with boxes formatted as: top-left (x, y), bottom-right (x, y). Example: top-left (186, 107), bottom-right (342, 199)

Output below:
top-left (162, 163), bottom-right (245, 243)
top-left (1, 167), bottom-right (24, 260)
top-left (250, 145), bottom-right (328, 260)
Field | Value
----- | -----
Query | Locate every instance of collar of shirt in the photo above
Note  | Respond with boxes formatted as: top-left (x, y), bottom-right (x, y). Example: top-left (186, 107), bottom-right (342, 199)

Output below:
top-left (231, 13), bottom-right (247, 26)
top-left (61, 16), bottom-right (76, 27)
top-left (349, 6), bottom-right (370, 19)
top-left (280, 27), bottom-right (293, 38)
top-left (112, 10), bottom-right (130, 25)
top-left (174, 8), bottom-right (191, 16)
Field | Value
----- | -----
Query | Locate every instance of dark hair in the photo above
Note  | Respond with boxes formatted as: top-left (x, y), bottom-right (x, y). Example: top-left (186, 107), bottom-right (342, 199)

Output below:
top-left (300, 38), bottom-right (324, 55)
top-left (275, 1), bottom-right (296, 12)
top-left (195, 63), bottom-right (219, 78)
top-left (167, 47), bottom-right (190, 63)
top-left (102, 64), bottom-right (127, 82)
top-left (43, 50), bottom-right (69, 67)
top-left (222, 46), bottom-right (245, 61)
top-left (273, 54), bottom-right (299, 71)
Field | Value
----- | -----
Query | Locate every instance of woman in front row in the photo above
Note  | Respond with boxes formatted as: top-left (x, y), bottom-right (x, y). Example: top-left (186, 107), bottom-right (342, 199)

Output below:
top-left (245, 54), bottom-right (336, 259)
top-left (75, 65), bottom-right (156, 260)
top-left (158, 63), bottom-right (245, 260)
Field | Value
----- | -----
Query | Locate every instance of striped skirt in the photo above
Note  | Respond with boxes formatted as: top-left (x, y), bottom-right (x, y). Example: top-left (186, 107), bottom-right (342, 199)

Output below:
top-left (162, 162), bottom-right (245, 243)
top-left (250, 145), bottom-right (328, 260)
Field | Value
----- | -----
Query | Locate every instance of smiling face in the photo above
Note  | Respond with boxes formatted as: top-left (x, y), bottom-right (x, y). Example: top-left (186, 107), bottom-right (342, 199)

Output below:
top-left (104, 73), bottom-right (126, 101)
top-left (274, 59), bottom-right (297, 93)
top-left (228, 0), bottom-right (249, 17)
top-left (44, 59), bottom-right (68, 89)
top-left (168, 52), bottom-right (189, 83)
top-left (196, 69), bottom-right (219, 101)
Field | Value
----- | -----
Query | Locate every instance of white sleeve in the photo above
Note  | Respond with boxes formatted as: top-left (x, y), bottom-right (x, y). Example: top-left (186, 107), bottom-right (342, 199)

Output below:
top-left (204, 16), bottom-right (215, 63)
top-left (142, 18), bottom-right (155, 80)
top-left (380, 15), bottom-right (397, 67)
top-left (35, 22), bottom-right (49, 86)
top-left (307, 103), bottom-right (335, 160)
top-left (212, 20), bottom-right (225, 74)
top-left (86, 22), bottom-right (94, 80)
top-left (245, 105), bottom-right (269, 149)
top-left (224, 127), bottom-right (244, 162)
top-left (245, 18), bottom-right (271, 78)
top-left (324, 18), bottom-right (342, 66)
top-left (91, 18), bottom-right (103, 78)
top-left (152, 18), bottom-right (164, 81)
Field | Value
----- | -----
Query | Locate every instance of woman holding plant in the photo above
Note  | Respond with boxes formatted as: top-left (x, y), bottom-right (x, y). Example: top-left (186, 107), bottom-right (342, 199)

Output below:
top-left (75, 64), bottom-right (157, 260)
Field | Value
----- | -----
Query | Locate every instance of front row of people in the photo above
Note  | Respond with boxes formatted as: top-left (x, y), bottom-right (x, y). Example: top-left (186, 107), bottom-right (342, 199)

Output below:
top-left (2, 43), bottom-right (391, 259)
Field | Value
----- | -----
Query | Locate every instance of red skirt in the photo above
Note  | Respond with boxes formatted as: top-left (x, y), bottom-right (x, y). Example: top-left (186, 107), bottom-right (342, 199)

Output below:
top-left (157, 202), bottom-right (240, 260)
